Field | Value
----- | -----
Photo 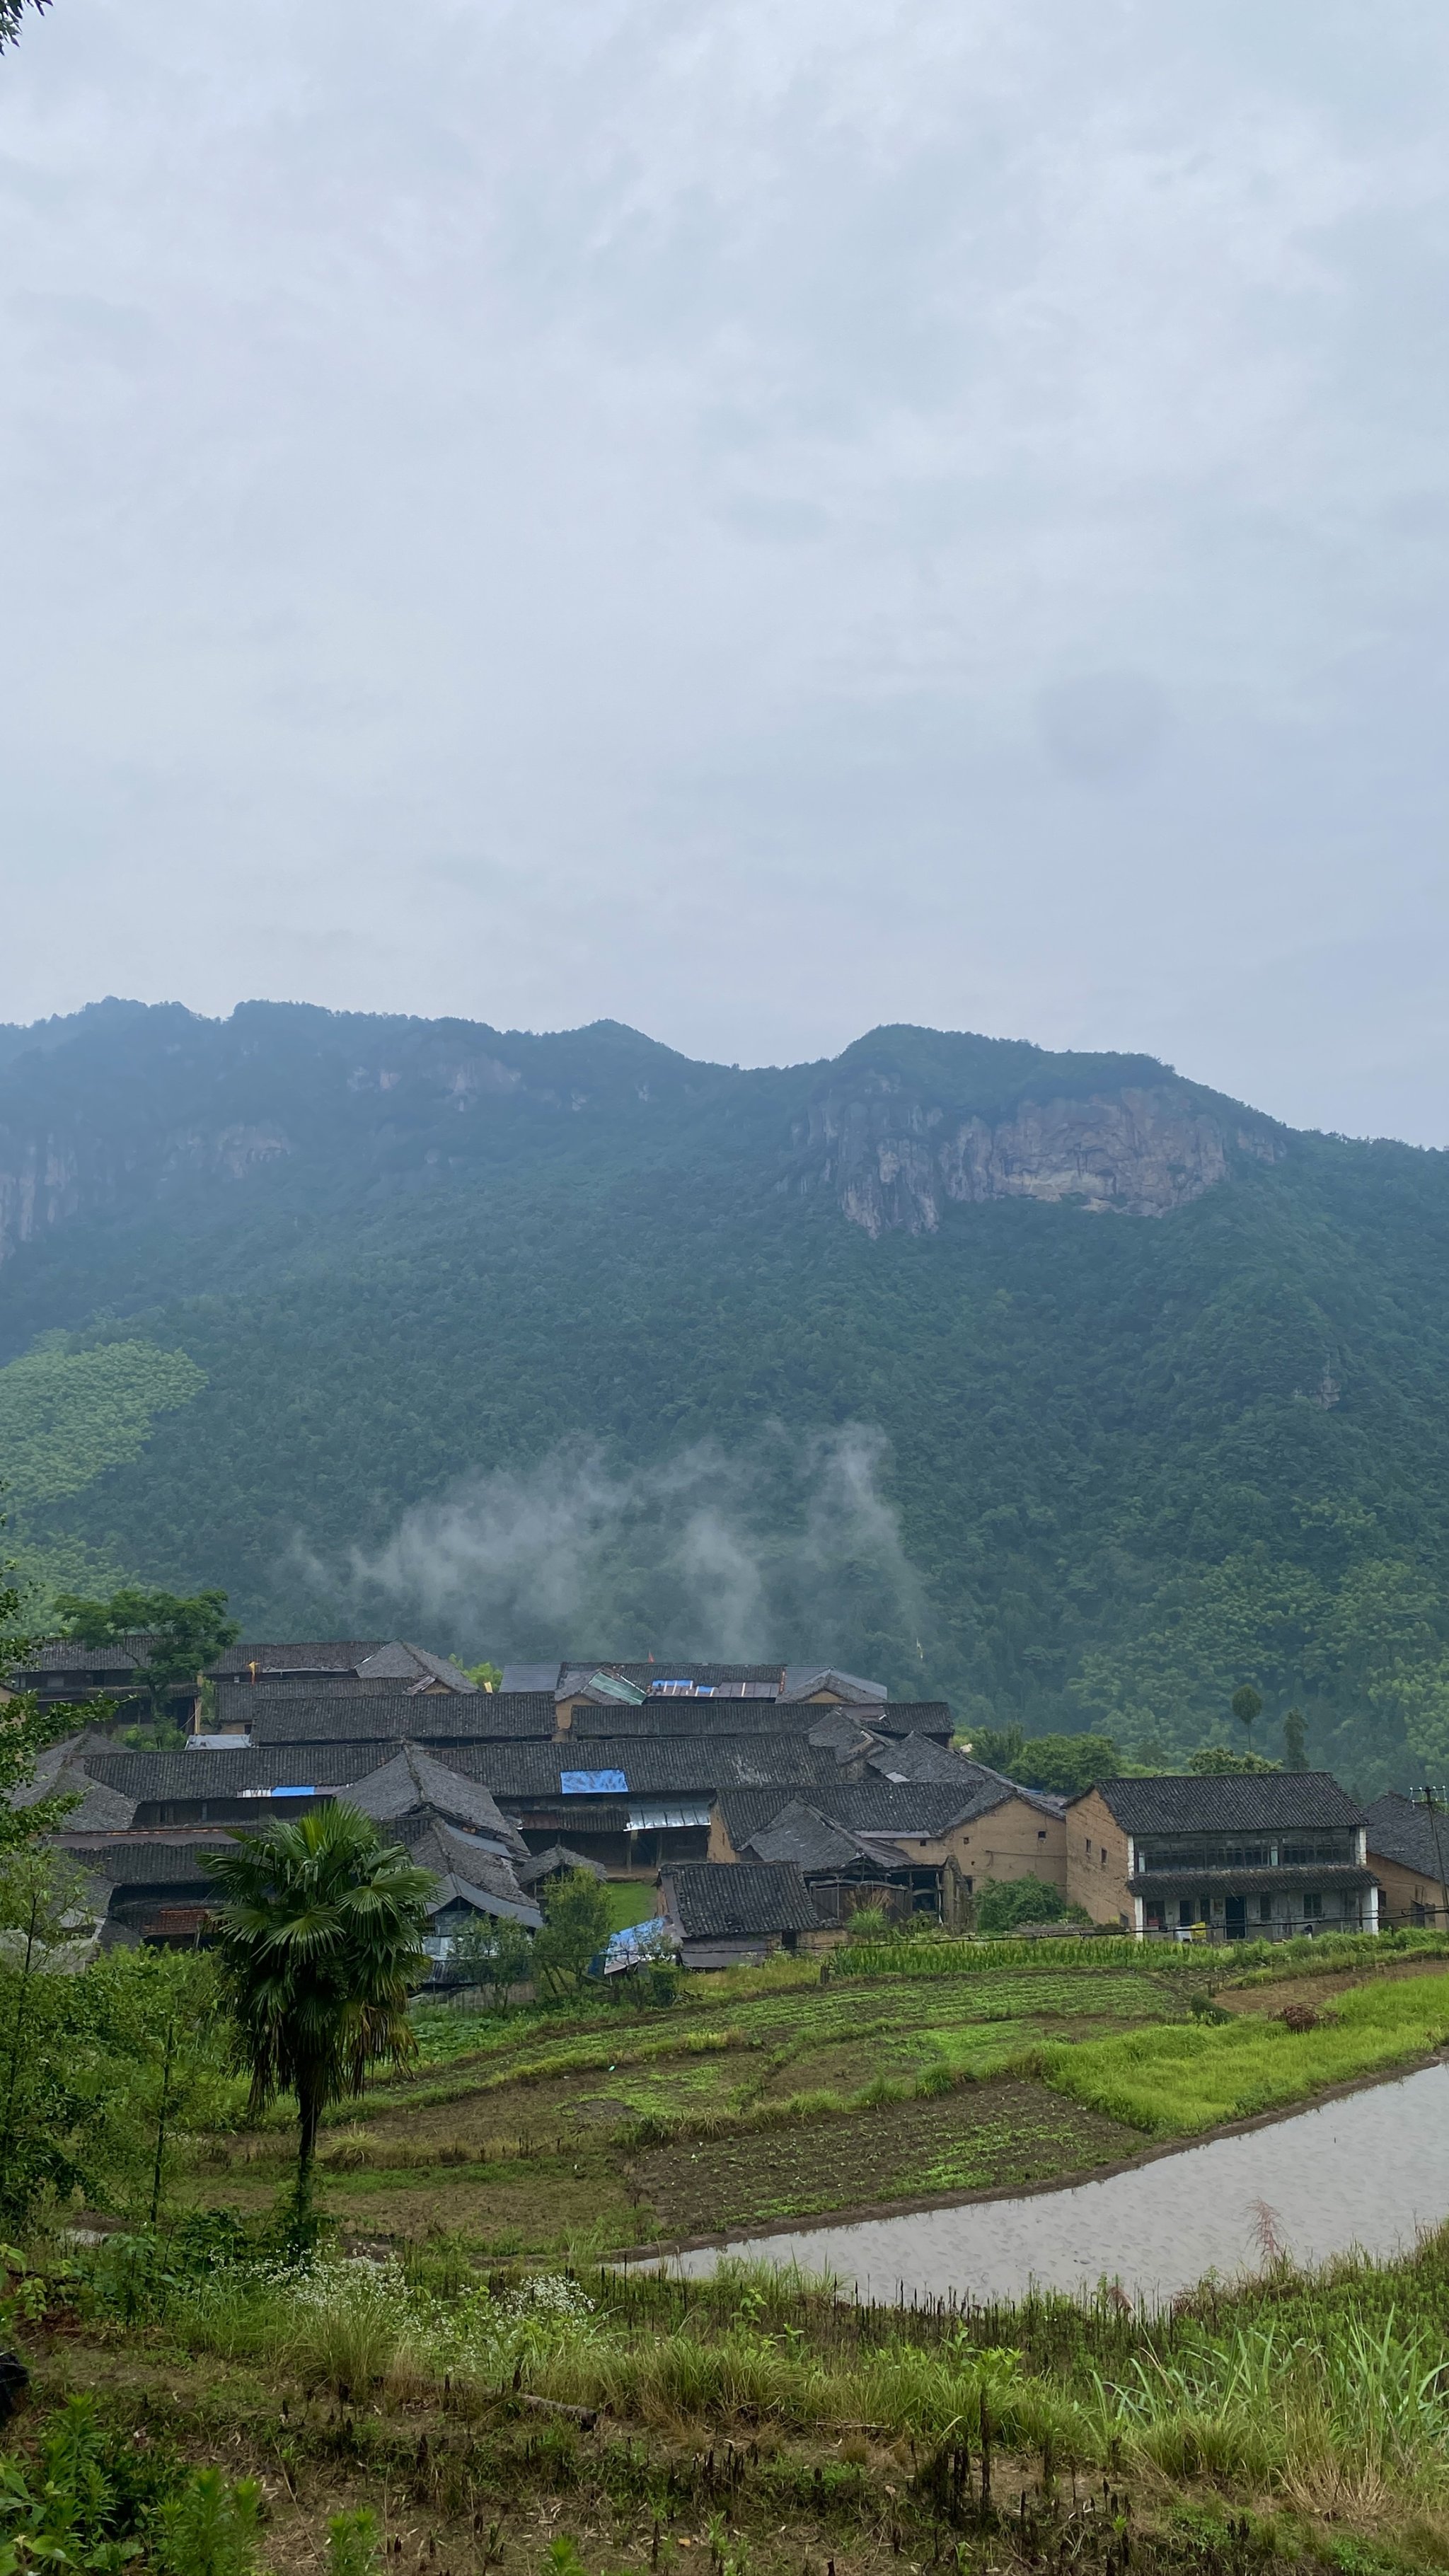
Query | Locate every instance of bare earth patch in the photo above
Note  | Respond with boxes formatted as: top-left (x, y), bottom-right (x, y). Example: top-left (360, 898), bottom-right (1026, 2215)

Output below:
top-left (628, 2076), bottom-right (1141, 2239)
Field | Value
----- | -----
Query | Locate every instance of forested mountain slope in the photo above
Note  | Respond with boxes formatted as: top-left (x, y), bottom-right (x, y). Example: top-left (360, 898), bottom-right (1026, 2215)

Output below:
top-left (2, 998), bottom-right (1448, 1794)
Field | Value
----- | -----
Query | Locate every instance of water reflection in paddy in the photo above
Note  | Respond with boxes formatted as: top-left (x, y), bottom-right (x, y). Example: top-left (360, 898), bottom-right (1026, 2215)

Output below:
top-left (659, 2063), bottom-right (1449, 2307)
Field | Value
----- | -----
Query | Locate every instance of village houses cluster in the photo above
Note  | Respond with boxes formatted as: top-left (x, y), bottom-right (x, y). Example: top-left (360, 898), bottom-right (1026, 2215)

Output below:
top-left (10, 1637), bottom-right (1443, 1970)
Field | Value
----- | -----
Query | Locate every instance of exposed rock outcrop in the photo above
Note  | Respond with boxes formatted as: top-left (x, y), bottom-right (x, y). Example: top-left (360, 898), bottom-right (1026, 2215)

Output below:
top-left (787, 1078), bottom-right (1286, 1237)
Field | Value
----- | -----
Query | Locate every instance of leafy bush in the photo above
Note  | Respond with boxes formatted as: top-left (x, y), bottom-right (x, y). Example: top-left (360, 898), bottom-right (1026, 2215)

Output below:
top-left (533, 1871), bottom-right (612, 1997)
top-left (974, 1876), bottom-right (1081, 1934)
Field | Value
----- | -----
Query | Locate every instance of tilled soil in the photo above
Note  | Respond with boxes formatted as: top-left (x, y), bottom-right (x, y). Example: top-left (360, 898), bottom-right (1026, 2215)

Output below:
top-left (628, 2077), bottom-right (1141, 2239)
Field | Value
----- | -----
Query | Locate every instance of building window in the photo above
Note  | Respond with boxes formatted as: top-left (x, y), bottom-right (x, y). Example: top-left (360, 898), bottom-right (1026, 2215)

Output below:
top-left (1101, 1848), bottom-right (1107, 1865)
top-left (1259, 1895), bottom-right (1273, 1924)
top-left (1303, 1892), bottom-right (1323, 1919)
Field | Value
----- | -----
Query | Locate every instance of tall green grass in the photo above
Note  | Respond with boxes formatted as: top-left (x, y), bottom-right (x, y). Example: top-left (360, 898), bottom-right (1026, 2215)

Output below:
top-left (1041, 1970), bottom-right (1449, 2135)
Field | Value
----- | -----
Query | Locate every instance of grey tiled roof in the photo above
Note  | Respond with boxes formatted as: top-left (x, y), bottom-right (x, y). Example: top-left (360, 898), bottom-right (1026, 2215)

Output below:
top-left (348, 1747), bottom-right (529, 1856)
top-left (662, 1861), bottom-right (819, 1939)
top-left (443, 1735), bottom-right (857, 1801)
top-left (780, 1666), bottom-right (886, 1702)
top-left (1089, 1774), bottom-right (1363, 1834)
top-left (1130, 1864), bottom-right (1374, 1895)
top-left (565, 1661), bottom-right (786, 1690)
top-left (500, 1663), bottom-right (565, 1694)
top-left (243, 1692), bottom-right (553, 1746)
top-left (514, 1844), bottom-right (607, 1888)
top-left (394, 1818), bottom-right (540, 1924)
top-left (865, 1733), bottom-right (985, 1786)
top-left (742, 1801), bottom-right (877, 1872)
top-left (207, 1641), bottom-right (390, 1677)
top-left (83, 1841), bottom-right (230, 1887)
top-left (11, 1634), bottom-right (158, 1675)
top-left (1365, 1793), bottom-right (1449, 1882)
top-left (717, 1779), bottom-right (991, 1849)
top-left (357, 1643), bottom-right (478, 1692)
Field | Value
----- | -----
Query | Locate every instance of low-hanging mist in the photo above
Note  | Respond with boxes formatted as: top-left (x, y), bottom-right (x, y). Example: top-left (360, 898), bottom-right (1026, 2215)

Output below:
top-left (305, 1424), bottom-right (934, 1679)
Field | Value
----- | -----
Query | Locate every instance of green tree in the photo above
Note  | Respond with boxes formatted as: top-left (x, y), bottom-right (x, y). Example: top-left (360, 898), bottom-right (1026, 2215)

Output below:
top-left (531, 1867), bottom-right (612, 1997)
top-left (465, 1662), bottom-right (503, 1692)
top-left (76, 1948), bottom-right (227, 2223)
top-left (1282, 1706), bottom-right (1307, 1770)
top-left (0, 1849), bottom-right (105, 2229)
top-left (52, 1586), bottom-right (240, 1727)
top-left (0, 0), bottom-right (50, 52)
top-left (202, 1804), bottom-right (433, 2228)
top-left (1230, 1682), bottom-right (1264, 1755)
top-left (968, 1727), bottom-right (1120, 1798)
top-left (0, 1502), bottom-right (93, 1852)
top-left (1187, 1743), bottom-right (1281, 1776)
top-left (448, 1908), bottom-right (532, 2010)
top-left (974, 1873), bottom-right (1080, 1933)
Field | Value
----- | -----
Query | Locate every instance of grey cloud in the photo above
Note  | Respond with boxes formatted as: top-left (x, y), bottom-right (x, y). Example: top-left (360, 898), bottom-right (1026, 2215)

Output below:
top-left (1037, 673), bottom-right (1169, 783)
top-left (0, 4), bottom-right (1448, 1138)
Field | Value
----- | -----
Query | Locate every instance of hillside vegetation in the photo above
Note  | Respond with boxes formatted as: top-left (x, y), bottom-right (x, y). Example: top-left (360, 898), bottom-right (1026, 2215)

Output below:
top-left (4, 1001), bottom-right (1449, 1791)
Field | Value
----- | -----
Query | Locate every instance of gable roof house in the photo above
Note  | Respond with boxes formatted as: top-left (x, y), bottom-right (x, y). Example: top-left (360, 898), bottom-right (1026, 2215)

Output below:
top-left (659, 1861), bottom-right (820, 1968)
top-left (1364, 1793), bottom-right (1449, 1927)
top-left (711, 1764), bottom-right (1066, 1929)
top-left (1067, 1775), bottom-right (1375, 1939)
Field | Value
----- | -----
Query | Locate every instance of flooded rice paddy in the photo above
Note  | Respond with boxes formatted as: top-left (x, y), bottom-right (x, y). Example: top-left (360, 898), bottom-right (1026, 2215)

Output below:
top-left (658, 2062), bottom-right (1449, 2306)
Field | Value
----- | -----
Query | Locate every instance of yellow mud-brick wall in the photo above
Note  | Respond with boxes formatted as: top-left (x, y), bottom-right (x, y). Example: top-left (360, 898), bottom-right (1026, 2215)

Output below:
top-left (949, 1796), bottom-right (1066, 1895)
top-left (1064, 1786), bottom-right (1133, 1924)
top-left (1369, 1847), bottom-right (1448, 1924)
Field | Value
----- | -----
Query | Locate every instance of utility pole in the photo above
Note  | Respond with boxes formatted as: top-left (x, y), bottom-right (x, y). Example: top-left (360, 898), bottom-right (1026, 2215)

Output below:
top-left (1423, 1785), bottom-right (1449, 1934)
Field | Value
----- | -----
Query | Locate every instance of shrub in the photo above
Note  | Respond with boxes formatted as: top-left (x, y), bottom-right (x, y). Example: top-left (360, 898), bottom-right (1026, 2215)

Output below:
top-left (974, 1876), bottom-right (1080, 1934)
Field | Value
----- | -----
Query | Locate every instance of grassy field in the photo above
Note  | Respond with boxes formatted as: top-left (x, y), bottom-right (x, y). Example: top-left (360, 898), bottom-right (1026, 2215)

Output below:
top-left (174, 1935), bottom-right (1449, 2257)
top-left (10, 1932), bottom-right (1449, 2576)
top-left (9, 2205), bottom-right (1449, 2574)
top-left (1041, 1970), bottom-right (1449, 2135)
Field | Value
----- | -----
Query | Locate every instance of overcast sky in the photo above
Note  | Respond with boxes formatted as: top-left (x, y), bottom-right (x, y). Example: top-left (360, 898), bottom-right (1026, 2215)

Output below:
top-left (2, 2), bottom-right (1448, 1140)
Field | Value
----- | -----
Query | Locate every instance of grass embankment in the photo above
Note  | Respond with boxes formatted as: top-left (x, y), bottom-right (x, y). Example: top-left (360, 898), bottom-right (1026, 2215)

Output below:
top-left (193, 1963), bottom-right (1182, 2251)
top-left (1042, 1971), bottom-right (1449, 2137)
top-left (11, 2216), bottom-right (1449, 2572)
top-left (181, 1941), bottom-right (1449, 2251)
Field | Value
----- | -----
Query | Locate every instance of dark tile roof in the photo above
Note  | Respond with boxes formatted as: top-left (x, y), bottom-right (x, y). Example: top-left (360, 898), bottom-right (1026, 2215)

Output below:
top-left (1364, 1793), bottom-right (1449, 1882)
top-left (572, 1699), bottom-right (795, 1739)
top-left (857, 1702), bottom-right (955, 1742)
top-left (347, 1747), bottom-right (529, 1856)
top-left (243, 1691), bottom-right (554, 1745)
top-left (742, 1801), bottom-right (878, 1873)
top-left (441, 1735), bottom-right (859, 1802)
top-left (80, 1840), bottom-right (231, 1887)
top-left (514, 1844), bottom-right (608, 1888)
top-left (716, 1779), bottom-right (987, 1849)
top-left (356, 1643), bottom-right (478, 1692)
top-left (565, 1661), bottom-right (786, 1690)
top-left (865, 1733), bottom-right (986, 1787)
top-left (391, 1818), bottom-right (540, 1924)
top-left (780, 1665), bottom-right (886, 1702)
top-left (499, 1663), bottom-right (565, 1694)
top-left (1130, 1864), bottom-right (1374, 1896)
top-left (83, 1745), bottom-right (378, 1798)
top-left (207, 1641), bottom-right (388, 1678)
top-left (662, 1861), bottom-right (819, 1939)
top-left (1086, 1774), bottom-right (1363, 1834)
top-left (11, 1635), bottom-right (158, 1676)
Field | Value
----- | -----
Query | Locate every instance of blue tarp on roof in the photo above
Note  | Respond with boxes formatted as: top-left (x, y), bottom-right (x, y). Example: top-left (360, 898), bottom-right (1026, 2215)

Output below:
top-left (560, 1769), bottom-right (629, 1794)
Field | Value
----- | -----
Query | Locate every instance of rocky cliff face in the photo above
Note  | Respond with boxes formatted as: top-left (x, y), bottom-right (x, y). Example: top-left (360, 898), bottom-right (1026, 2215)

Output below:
top-left (785, 1076), bottom-right (1286, 1237)
top-left (0, 1121), bottom-right (294, 1266)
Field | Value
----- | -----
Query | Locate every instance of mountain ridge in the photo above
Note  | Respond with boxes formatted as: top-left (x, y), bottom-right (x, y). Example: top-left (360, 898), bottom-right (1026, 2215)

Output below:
top-left (1, 999), bottom-right (1446, 1799)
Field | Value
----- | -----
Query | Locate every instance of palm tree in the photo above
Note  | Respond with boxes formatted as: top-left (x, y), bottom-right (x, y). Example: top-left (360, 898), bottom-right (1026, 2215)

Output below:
top-left (202, 1803), bottom-right (434, 2225)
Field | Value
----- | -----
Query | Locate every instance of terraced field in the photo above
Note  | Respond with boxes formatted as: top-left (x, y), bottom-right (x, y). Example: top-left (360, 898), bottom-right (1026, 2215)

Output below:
top-left (188, 1959), bottom-right (1186, 2253)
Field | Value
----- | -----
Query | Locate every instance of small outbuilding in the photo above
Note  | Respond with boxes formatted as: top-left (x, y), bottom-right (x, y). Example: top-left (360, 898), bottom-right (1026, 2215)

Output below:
top-left (659, 1859), bottom-right (819, 1969)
